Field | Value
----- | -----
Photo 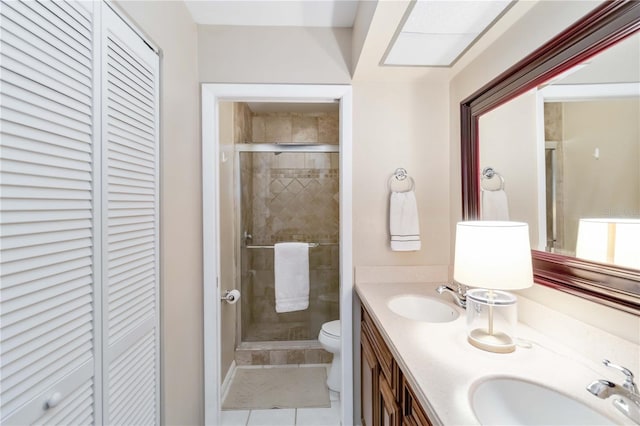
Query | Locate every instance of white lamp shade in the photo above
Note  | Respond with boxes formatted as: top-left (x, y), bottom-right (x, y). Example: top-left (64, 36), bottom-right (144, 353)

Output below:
top-left (454, 221), bottom-right (534, 290)
top-left (576, 218), bottom-right (640, 269)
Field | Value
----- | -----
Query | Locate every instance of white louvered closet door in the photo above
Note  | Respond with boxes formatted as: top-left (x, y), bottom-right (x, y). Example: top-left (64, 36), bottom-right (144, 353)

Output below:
top-left (101, 4), bottom-right (160, 426)
top-left (0, 1), bottom-right (98, 424)
top-left (1, 1), bottom-right (159, 424)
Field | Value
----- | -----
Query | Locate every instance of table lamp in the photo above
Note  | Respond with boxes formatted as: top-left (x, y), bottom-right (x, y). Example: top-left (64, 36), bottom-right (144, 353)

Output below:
top-left (576, 218), bottom-right (640, 269)
top-left (454, 221), bottom-right (533, 353)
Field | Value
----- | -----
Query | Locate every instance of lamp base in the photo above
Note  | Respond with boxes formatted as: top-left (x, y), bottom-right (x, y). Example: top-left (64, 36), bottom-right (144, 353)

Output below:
top-left (468, 328), bottom-right (515, 353)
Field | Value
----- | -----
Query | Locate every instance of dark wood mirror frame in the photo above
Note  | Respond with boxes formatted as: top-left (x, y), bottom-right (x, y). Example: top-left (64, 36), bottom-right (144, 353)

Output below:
top-left (461, 1), bottom-right (640, 315)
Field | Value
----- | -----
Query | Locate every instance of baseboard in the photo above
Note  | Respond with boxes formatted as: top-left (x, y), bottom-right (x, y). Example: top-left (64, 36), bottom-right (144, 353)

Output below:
top-left (220, 360), bottom-right (237, 405)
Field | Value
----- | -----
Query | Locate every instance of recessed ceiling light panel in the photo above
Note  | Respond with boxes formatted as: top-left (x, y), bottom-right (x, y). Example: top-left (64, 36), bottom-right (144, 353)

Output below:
top-left (383, 0), bottom-right (513, 67)
top-left (385, 33), bottom-right (477, 66)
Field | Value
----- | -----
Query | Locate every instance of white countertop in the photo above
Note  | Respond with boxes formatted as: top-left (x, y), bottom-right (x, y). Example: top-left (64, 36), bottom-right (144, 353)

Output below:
top-left (355, 281), bottom-right (633, 426)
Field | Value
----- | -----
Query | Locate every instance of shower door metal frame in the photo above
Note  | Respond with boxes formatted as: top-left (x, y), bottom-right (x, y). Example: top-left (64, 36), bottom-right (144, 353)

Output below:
top-left (234, 144), bottom-right (340, 345)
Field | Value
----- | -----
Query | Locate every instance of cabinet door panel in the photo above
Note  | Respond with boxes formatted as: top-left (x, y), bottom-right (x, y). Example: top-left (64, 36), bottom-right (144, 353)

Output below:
top-left (0, 1), bottom-right (96, 424)
top-left (379, 374), bottom-right (401, 426)
top-left (101, 4), bottom-right (160, 425)
top-left (361, 306), bottom-right (435, 426)
top-left (362, 308), bottom-right (396, 391)
top-left (361, 331), bottom-right (378, 426)
top-left (402, 377), bottom-right (431, 426)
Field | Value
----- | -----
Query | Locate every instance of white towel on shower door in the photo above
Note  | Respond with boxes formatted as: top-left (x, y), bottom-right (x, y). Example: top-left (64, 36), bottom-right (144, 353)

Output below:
top-left (389, 190), bottom-right (421, 251)
top-left (274, 242), bottom-right (309, 313)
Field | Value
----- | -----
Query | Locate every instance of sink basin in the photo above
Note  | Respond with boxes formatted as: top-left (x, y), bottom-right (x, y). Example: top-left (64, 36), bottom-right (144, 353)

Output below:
top-left (471, 377), bottom-right (615, 425)
top-left (386, 294), bottom-right (459, 323)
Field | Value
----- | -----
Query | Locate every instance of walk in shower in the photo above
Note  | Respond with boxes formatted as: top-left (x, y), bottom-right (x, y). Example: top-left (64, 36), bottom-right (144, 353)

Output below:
top-left (232, 104), bottom-right (340, 365)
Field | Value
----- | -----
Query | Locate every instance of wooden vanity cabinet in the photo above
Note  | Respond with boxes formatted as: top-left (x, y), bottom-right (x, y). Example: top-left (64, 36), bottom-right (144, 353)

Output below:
top-left (379, 373), bottom-right (402, 426)
top-left (401, 377), bottom-right (431, 426)
top-left (361, 309), bottom-right (400, 426)
top-left (361, 307), bottom-right (433, 426)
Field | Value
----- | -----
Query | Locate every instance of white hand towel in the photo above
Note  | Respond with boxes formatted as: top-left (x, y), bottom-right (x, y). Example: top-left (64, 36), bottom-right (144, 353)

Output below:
top-left (274, 242), bottom-right (309, 313)
top-left (481, 189), bottom-right (510, 220)
top-left (389, 190), bottom-right (421, 251)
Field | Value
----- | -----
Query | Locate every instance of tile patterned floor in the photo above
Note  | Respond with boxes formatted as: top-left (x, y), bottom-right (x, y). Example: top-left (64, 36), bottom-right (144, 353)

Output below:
top-left (220, 364), bottom-right (341, 426)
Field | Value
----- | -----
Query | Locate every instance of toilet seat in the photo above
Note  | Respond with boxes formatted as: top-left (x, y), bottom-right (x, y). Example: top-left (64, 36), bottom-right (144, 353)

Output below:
top-left (321, 320), bottom-right (340, 338)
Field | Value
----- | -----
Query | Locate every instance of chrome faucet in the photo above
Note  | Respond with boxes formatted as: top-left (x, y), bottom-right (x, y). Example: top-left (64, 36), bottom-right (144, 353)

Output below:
top-left (436, 283), bottom-right (467, 308)
top-left (586, 359), bottom-right (640, 423)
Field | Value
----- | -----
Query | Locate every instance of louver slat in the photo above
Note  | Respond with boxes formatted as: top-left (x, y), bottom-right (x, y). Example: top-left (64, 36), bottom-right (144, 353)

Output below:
top-left (108, 332), bottom-right (156, 425)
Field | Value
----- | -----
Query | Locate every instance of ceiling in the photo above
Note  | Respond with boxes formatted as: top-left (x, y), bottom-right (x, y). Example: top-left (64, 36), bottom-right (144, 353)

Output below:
top-left (183, 0), bottom-right (359, 27)
top-left (185, 0), bottom-right (517, 69)
top-left (383, 0), bottom-right (513, 66)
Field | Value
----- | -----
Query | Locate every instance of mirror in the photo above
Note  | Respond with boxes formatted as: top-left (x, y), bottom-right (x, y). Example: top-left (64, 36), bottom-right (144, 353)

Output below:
top-left (479, 31), bottom-right (640, 261)
top-left (461, 2), bottom-right (640, 314)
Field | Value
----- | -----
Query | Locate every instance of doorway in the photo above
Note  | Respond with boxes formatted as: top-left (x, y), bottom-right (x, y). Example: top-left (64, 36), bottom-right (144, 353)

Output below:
top-left (201, 84), bottom-right (353, 425)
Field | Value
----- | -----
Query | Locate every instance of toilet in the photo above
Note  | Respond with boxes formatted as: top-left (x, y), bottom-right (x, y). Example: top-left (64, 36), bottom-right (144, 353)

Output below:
top-left (318, 320), bottom-right (341, 392)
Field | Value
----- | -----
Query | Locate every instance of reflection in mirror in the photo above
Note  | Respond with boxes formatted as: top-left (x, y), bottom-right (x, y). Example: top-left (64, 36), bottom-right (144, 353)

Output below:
top-left (461, 1), bottom-right (640, 313)
top-left (478, 31), bottom-right (640, 270)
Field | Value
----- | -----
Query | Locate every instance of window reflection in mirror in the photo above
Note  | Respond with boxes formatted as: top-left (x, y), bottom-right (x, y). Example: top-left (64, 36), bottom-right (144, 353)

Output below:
top-left (478, 31), bottom-right (640, 269)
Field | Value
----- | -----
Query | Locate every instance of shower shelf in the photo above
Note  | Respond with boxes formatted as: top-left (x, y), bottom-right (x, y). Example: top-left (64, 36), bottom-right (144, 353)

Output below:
top-left (245, 242), bottom-right (338, 249)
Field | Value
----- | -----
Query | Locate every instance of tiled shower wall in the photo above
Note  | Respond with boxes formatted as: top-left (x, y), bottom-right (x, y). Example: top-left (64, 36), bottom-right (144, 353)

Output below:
top-left (239, 110), bottom-right (340, 343)
top-left (234, 102), bottom-right (253, 143)
top-left (252, 111), bottom-right (339, 144)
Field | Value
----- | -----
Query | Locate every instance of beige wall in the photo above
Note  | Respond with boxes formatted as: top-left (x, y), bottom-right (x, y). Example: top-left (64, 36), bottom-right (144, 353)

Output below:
top-left (479, 89), bottom-right (541, 248)
top-left (351, 0), bottom-right (377, 73)
top-left (450, 0), bottom-right (639, 348)
top-left (113, 2), bottom-right (203, 425)
top-left (350, 0), bottom-right (452, 269)
top-left (352, 79), bottom-right (451, 267)
top-left (562, 99), bottom-right (640, 252)
top-left (198, 26), bottom-right (352, 84)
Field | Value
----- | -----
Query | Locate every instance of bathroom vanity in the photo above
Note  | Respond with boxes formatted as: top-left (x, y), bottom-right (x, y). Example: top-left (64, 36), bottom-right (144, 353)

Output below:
top-left (356, 281), bottom-right (636, 426)
top-left (360, 306), bottom-right (431, 425)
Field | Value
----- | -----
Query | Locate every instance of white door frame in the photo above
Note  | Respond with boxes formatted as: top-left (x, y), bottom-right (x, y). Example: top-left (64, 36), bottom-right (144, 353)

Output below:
top-left (202, 84), bottom-right (353, 425)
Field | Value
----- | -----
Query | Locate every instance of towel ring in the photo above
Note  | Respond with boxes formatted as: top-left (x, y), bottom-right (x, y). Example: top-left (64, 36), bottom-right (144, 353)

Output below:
top-left (388, 168), bottom-right (415, 192)
top-left (481, 167), bottom-right (505, 191)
